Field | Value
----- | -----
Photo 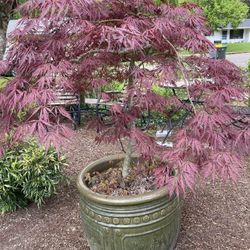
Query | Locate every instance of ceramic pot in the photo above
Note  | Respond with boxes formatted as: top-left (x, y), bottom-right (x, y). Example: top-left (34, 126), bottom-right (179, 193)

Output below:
top-left (77, 154), bottom-right (181, 250)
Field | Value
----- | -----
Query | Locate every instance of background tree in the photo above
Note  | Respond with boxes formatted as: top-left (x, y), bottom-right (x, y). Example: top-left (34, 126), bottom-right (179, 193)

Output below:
top-left (183, 0), bottom-right (249, 30)
top-left (242, 0), bottom-right (250, 17)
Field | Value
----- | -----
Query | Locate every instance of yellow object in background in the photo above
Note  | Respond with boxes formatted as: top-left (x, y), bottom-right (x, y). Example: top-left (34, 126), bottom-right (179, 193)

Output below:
top-left (215, 43), bottom-right (223, 48)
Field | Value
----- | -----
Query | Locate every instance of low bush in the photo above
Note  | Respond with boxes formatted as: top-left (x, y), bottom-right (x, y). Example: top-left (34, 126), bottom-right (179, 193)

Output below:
top-left (102, 80), bottom-right (124, 92)
top-left (0, 139), bottom-right (66, 214)
top-left (0, 77), bottom-right (11, 89)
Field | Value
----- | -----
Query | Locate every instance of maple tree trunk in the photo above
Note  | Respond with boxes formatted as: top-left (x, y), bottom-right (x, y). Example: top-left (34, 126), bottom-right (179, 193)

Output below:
top-left (122, 138), bottom-right (133, 178)
top-left (122, 60), bottom-right (135, 178)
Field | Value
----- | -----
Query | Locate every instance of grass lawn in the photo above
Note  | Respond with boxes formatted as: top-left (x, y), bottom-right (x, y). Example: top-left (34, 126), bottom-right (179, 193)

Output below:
top-left (226, 42), bottom-right (250, 54)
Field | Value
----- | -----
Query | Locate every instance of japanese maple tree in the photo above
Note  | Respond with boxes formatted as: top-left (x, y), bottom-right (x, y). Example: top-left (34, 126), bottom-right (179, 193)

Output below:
top-left (0, 0), bottom-right (249, 195)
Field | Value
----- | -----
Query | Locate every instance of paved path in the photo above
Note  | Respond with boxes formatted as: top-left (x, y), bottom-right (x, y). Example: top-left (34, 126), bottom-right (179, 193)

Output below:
top-left (226, 53), bottom-right (250, 68)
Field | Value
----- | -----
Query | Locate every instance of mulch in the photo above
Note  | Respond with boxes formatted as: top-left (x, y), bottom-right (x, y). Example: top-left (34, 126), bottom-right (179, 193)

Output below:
top-left (0, 127), bottom-right (249, 250)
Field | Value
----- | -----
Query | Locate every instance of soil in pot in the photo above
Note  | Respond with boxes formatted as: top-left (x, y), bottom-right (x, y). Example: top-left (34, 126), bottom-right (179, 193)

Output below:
top-left (85, 161), bottom-right (157, 196)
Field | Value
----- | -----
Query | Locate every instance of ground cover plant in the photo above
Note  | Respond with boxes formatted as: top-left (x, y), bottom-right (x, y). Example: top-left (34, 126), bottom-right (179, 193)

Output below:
top-left (0, 139), bottom-right (65, 214)
top-left (0, 0), bottom-right (249, 196)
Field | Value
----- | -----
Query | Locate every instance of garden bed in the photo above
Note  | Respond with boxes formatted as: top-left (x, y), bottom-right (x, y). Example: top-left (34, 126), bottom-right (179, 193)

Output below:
top-left (0, 126), bottom-right (249, 250)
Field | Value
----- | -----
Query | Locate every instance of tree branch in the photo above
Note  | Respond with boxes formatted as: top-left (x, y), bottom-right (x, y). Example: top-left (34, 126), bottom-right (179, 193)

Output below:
top-left (163, 37), bottom-right (197, 114)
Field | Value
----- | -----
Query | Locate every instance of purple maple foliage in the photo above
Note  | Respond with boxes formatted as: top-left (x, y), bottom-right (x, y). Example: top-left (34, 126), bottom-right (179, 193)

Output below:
top-left (0, 0), bottom-right (249, 195)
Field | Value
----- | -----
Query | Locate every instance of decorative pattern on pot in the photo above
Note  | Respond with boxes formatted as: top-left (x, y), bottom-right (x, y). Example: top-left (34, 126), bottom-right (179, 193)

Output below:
top-left (80, 198), bottom-right (179, 227)
top-left (80, 200), bottom-right (180, 250)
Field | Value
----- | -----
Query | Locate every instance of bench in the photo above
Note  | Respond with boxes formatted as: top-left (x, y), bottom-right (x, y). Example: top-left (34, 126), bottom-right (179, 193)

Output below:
top-left (49, 89), bottom-right (81, 129)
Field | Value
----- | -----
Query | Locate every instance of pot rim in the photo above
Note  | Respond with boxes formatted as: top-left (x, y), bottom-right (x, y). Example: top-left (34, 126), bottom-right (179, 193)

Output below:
top-left (77, 154), bottom-right (169, 206)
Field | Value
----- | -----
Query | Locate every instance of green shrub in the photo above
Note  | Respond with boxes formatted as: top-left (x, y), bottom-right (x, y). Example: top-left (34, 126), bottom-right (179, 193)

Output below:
top-left (0, 77), bottom-right (11, 89)
top-left (0, 140), bottom-right (66, 214)
top-left (102, 80), bottom-right (124, 92)
top-left (152, 85), bottom-right (172, 97)
top-left (152, 85), bottom-right (188, 99)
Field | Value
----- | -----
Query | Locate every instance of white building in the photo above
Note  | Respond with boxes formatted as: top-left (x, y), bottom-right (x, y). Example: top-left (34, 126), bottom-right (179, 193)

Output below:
top-left (207, 19), bottom-right (250, 44)
top-left (3, 19), bottom-right (21, 60)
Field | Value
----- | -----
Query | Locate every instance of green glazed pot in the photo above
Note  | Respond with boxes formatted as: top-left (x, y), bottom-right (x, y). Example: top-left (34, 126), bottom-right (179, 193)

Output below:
top-left (77, 154), bottom-right (181, 250)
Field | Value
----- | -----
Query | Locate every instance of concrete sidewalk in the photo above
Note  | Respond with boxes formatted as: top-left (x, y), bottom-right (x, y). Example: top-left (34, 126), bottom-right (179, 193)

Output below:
top-left (226, 53), bottom-right (250, 68)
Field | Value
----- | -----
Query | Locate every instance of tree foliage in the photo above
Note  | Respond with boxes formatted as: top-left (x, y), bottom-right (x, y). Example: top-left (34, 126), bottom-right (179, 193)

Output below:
top-left (184, 0), bottom-right (249, 30)
top-left (0, 0), bottom-right (249, 195)
top-left (242, 0), bottom-right (250, 17)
